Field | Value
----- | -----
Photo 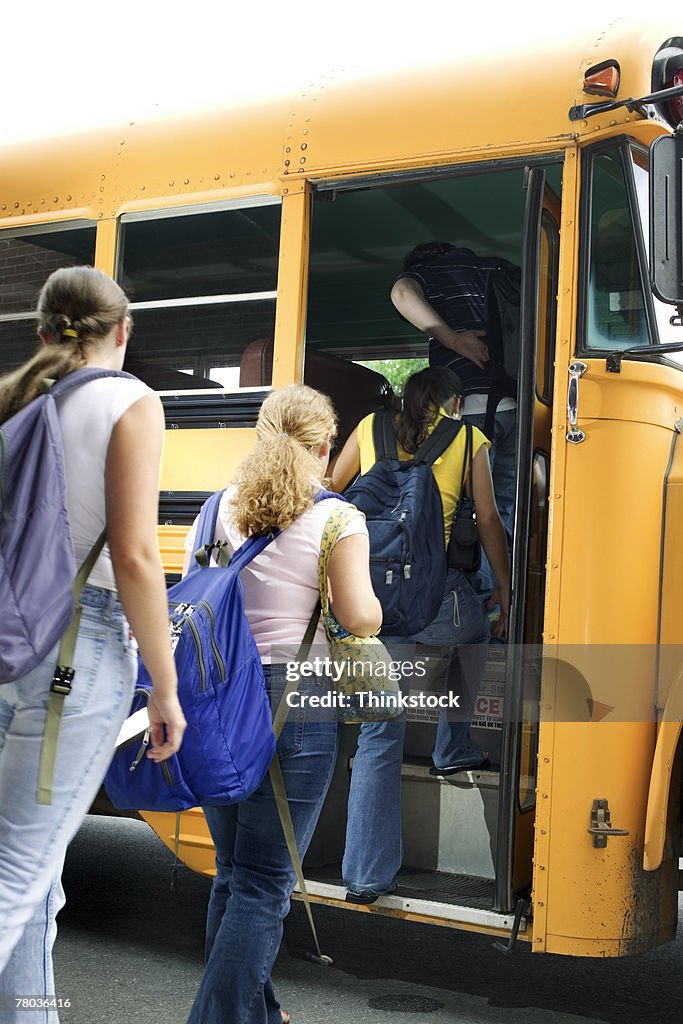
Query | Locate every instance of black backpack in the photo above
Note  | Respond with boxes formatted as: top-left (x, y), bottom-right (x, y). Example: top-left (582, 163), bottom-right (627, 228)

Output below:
top-left (344, 411), bottom-right (462, 637)
top-left (483, 261), bottom-right (522, 437)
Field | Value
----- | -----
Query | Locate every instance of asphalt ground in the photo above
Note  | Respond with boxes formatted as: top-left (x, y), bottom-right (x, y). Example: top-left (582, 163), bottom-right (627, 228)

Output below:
top-left (50, 815), bottom-right (683, 1024)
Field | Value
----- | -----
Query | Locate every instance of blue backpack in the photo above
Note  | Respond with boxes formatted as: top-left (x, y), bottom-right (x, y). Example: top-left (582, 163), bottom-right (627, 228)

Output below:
top-left (344, 411), bottom-right (462, 637)
top-left (104, 489), bottom-right (280, 812)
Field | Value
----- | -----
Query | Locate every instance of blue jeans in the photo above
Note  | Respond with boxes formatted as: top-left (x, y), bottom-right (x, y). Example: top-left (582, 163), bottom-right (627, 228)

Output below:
top-left (463, 407), bottom-right (516, 602)
top-left (188, 667), bottom-right (339, 1024)
top-left (343, 572), bottom-right (489, 897)
top-left (0, 587), bottom-right (137, 1024)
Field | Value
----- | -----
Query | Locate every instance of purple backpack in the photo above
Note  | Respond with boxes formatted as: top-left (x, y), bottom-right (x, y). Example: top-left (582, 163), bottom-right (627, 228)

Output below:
top-left (1, 367), bottom-right (133, 803)
top-left (0, 367), bottom-right (129, 684)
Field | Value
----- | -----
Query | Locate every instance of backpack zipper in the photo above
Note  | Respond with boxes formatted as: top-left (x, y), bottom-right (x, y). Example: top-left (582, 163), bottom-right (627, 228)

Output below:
top-left (198, 600), bottom-right (226, 680)
top-left (128, 687), bottom-right (176, 787)
top-left (185, 616), bottom-right (207, 692)
top-left (168, 604), bottom-right (207, 691)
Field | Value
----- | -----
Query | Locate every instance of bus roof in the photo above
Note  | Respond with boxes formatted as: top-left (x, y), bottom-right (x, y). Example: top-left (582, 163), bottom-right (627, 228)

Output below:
top-left (1, 14), bottom-right (678, 229)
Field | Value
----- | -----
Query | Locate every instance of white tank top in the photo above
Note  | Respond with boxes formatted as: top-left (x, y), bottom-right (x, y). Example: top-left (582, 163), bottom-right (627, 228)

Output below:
top-left (55, 374), bottom-right (153, 590)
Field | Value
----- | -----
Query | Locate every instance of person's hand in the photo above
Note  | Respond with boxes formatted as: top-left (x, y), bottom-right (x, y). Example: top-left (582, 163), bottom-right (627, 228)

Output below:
top-left (487, 588), bottom-right (509, 639)
top-left (451, 329), bottom-right (489, 369)
top-left (146, 687), bottom-right (186, 761)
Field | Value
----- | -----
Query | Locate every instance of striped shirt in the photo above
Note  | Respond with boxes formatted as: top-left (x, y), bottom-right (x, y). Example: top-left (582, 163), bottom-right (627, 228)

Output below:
top-left (396, 248), bottom-right (503, 398)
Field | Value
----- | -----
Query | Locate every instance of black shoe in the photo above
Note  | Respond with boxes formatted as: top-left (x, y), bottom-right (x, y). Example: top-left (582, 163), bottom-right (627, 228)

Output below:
top-left (345, 884), bottom-right (397, 905)
top-left (345, 891), bottom-right (380, 905)
top-left (429, 758), bottom-right (491, 777)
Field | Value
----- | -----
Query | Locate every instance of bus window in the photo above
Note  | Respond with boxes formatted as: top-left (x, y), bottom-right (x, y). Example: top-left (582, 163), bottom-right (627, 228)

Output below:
top-left (308, 170), bottom-right (524, 367)
top-left (0, 224), bottom-right (96, 374)
top-left (583, 147), bottom-right (650, 351)
top-left (629, 146), bottom-right (683, 359)
top-left (117, 201), bottom-right (281, 390)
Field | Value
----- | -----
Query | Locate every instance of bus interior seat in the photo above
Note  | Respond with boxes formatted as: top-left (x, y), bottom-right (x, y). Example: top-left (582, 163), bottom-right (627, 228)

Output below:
top-left (124, 357), bottom-right (223, 390)
top-left (239, 337), bottom-right (396, 452)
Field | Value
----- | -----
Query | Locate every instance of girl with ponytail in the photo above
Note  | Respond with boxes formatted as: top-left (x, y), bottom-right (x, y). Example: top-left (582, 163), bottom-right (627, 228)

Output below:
top-left (0, 266), bottom-right (185, 1008)
top-left (182, 384), bottom-right (381, 1024)
top-left (332, 365), bottom-right (510, 903)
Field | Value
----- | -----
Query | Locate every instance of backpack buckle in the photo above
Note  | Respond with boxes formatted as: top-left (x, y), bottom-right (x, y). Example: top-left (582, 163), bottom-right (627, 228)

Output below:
top-left (51, 665), bottom-right (75, 695)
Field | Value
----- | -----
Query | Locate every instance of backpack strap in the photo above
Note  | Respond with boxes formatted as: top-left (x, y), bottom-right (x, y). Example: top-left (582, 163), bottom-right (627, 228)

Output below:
top-left (47, 367), bottom-right (138, 398)
top-left (372, 410), bottom-right (399, 462)
top-left (190, 490), bottom-right (232, 573)
top-left (35, 370), bottom-right (136, 803)
top-left (410, 416), bottom-right (463, 466)
top-left (196, 488), bottom-right (348, 574)
top-left (36, 528), bottom-right (107, 804)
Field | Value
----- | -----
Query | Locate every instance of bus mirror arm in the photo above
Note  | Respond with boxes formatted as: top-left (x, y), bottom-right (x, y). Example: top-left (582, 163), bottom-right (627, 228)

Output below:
top-left (606, 337), bottom-right (683, 374)
top-left (569, 82), bottom-right (683, 121)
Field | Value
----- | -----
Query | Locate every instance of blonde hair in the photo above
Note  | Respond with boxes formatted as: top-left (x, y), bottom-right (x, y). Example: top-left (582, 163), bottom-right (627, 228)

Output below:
top-left (231, 385), bottom-right (338, 536)
top-left (0, 266), bottom-right (130, 425)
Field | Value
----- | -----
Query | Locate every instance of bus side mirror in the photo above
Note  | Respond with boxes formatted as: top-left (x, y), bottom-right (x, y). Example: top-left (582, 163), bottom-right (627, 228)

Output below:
top-left (650, 131), bottom-right (683, 305)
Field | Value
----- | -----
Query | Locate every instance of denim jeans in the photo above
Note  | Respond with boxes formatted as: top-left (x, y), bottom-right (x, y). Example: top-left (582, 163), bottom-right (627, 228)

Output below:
top-left (187, 666), bottom-right (339, 1024)
top-left (0, 586), bottom-right (137, 1024)
top-left (342, 572), bottom-right (489, 897)
top-left (463, 407), bottom-right (516, 602)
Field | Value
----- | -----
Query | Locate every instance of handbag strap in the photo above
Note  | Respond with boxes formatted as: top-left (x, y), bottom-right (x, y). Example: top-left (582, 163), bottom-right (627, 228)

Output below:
top-left (457, 422), bottom-right (474, 502)
top-left (317, 504), bottom-right (365, 616)
top-left (268, 505), bottom-right (360, 968)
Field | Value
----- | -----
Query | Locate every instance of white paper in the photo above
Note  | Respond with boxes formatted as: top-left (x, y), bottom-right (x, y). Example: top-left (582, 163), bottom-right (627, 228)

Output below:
top-left (114, 707), bottom-right (150, 749)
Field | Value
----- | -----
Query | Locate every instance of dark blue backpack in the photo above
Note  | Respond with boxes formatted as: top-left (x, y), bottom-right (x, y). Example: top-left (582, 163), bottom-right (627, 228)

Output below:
top-left (104, 490), bottom-right (279, 811)
top-left (344, 411), bottom-right (462, 637)
top-left (0, 367), bottom-right (130, 684)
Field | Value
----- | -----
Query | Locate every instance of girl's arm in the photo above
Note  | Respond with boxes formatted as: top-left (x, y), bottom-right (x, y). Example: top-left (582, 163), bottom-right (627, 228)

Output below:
top-left (470, 445), bottom-right (511, 637)
top-left (330, 427), bottom-right (361, 492)
top-left (327, 532), bottom-right (382, 637)
top-left (105, 393), bottom-right (186, 760)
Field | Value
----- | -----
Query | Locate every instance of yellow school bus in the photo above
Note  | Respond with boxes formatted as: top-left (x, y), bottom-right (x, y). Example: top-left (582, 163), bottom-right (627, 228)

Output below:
top-left (2, 14), bottom-right (683, 957)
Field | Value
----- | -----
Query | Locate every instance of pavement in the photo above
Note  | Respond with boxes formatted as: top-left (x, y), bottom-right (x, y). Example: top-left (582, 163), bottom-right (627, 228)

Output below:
top-left (53, 815), bottom-right (683, 1024)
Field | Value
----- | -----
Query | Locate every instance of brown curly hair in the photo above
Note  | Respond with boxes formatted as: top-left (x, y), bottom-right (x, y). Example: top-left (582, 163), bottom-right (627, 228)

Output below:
top-left (230, 384), bottom-right (338, 536)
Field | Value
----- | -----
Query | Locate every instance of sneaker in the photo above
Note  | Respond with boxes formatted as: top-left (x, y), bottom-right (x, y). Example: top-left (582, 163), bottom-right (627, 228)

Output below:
top-left (345, 883), bottom-right (398, 904)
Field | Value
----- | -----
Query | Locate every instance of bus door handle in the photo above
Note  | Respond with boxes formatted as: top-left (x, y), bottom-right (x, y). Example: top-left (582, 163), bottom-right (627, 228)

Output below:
top-left (588, 798), bottom-right (629, 848)
top-left (566, 361), bottom-right (588, 444)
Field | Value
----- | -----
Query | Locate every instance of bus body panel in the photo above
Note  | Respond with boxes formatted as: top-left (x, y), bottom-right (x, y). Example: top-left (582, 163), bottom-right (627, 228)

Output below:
top-left (2, 14), bottom-right (683, 956)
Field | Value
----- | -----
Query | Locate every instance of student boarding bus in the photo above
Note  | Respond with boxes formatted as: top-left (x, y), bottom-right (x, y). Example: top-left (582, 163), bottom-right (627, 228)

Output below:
top-left (2, 14), bottom-right (683, 957)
